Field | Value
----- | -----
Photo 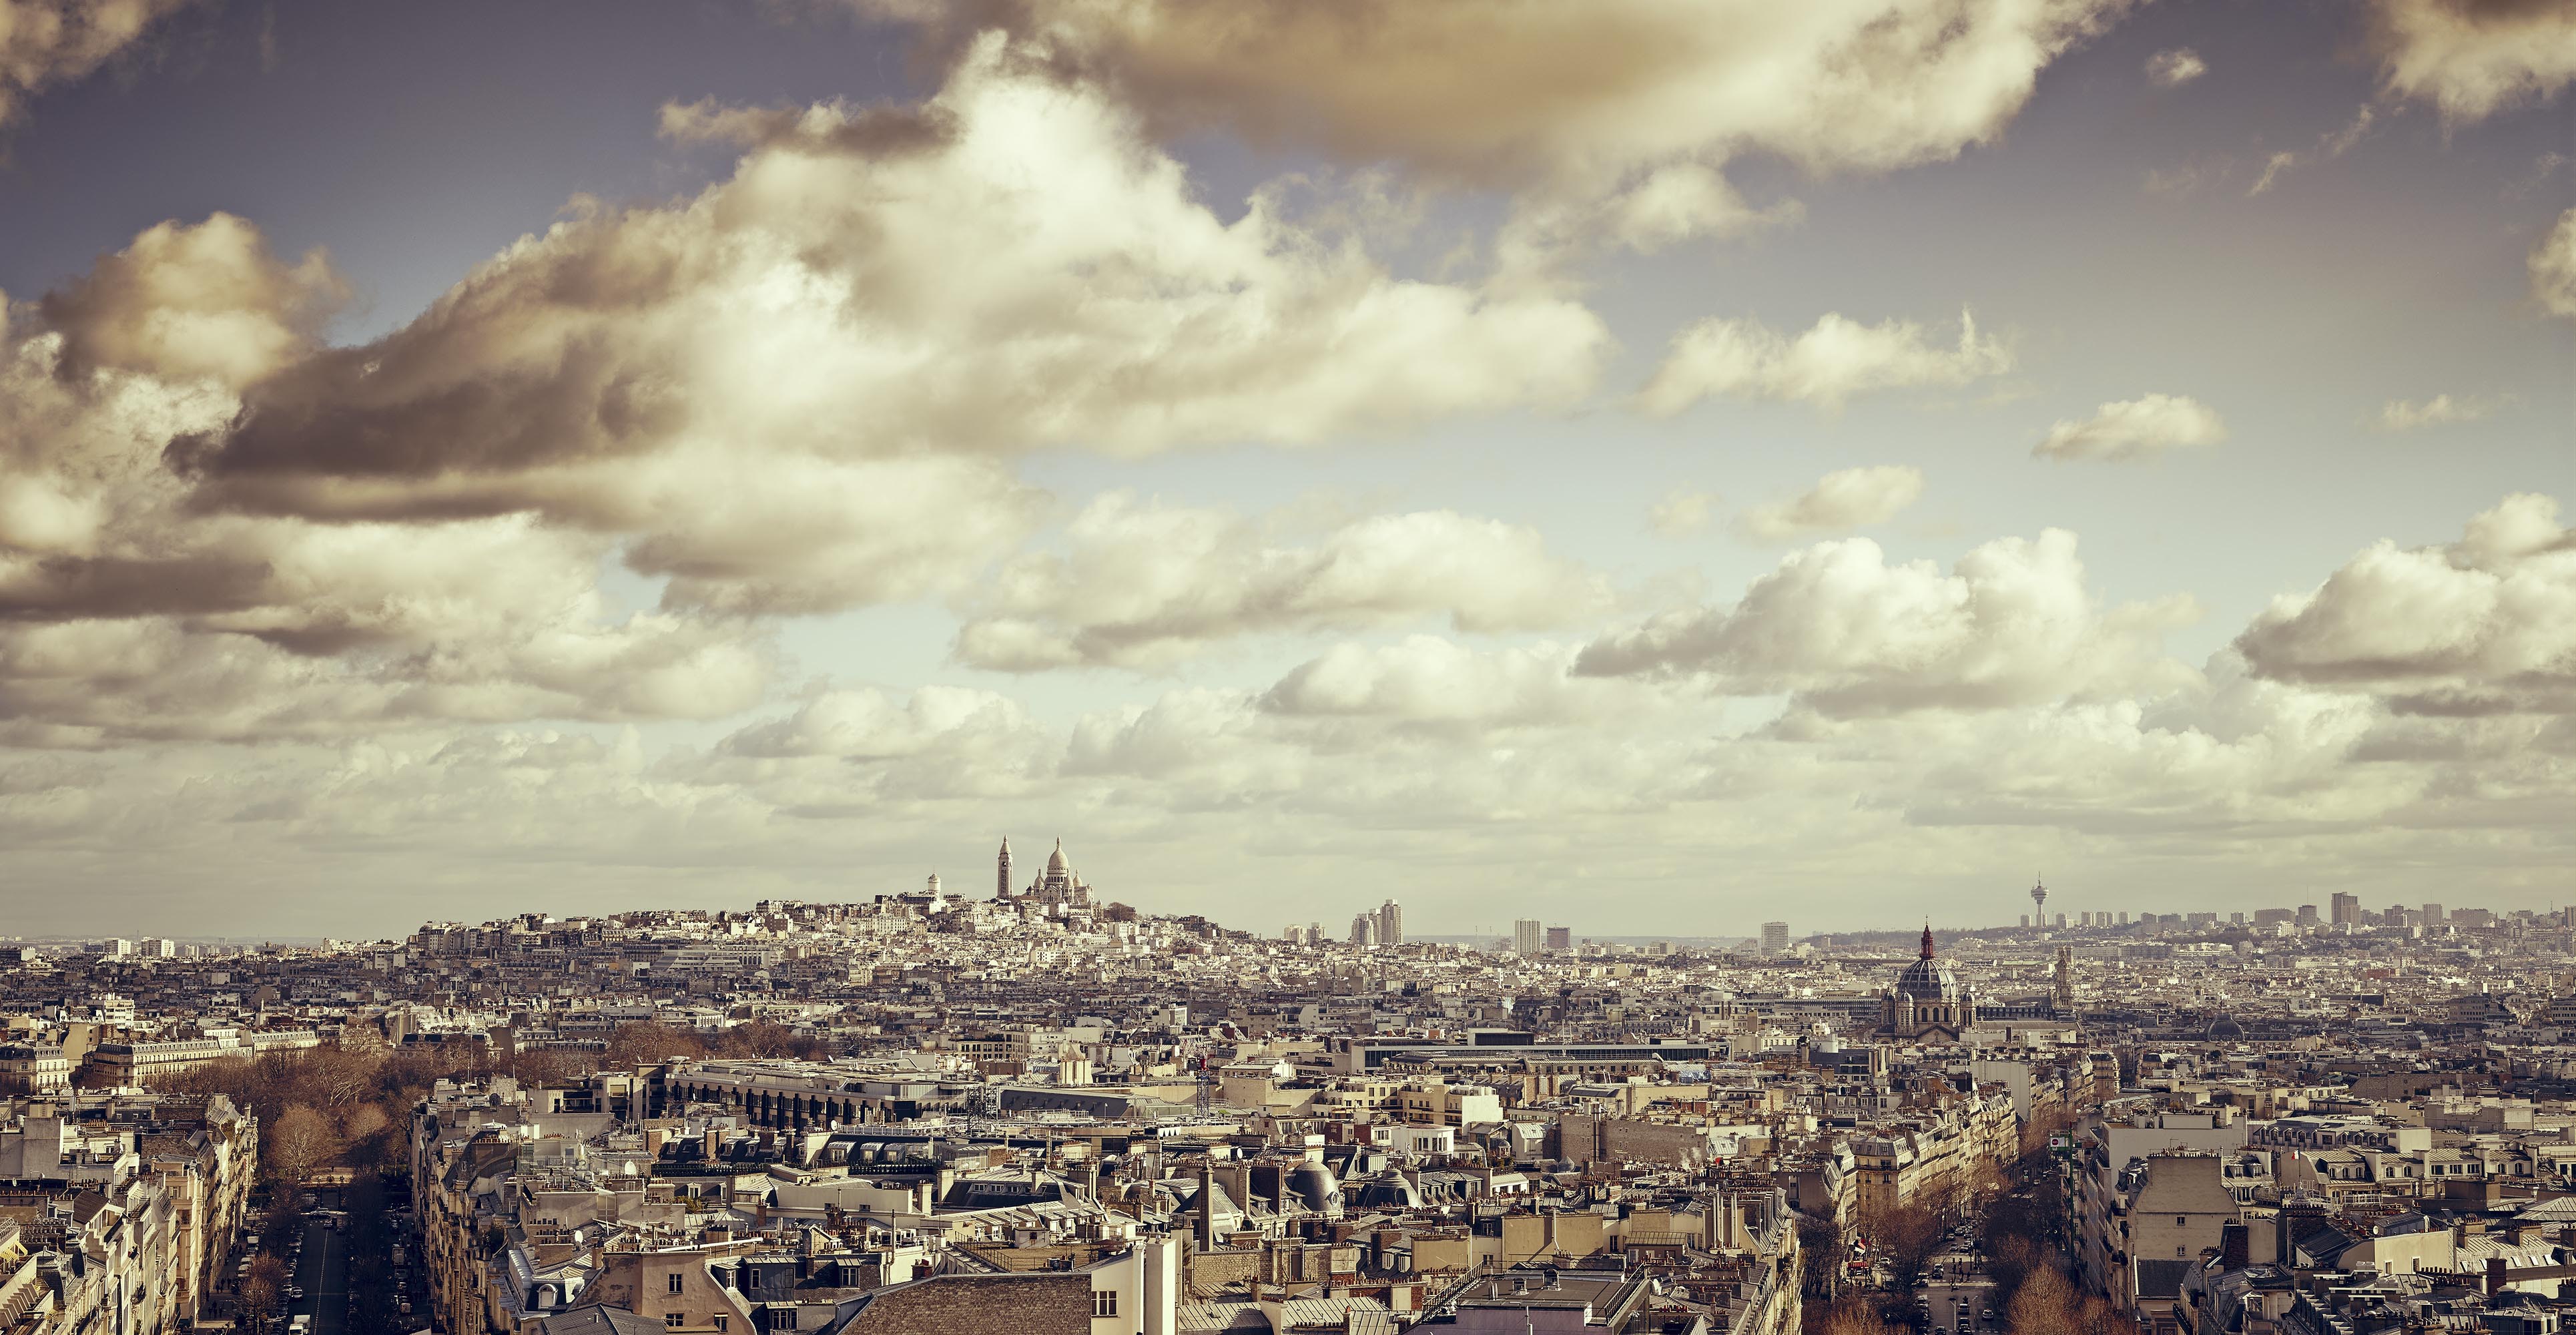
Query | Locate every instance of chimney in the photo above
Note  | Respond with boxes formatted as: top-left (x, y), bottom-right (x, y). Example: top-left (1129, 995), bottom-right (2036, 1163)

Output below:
top-left (1195, 1158), bottom-right (1217, 1251)
top-left (1223, 1162), bottom-right (1255, 1223)
top-left (2220, 1222), bottom-right (2249, 1271)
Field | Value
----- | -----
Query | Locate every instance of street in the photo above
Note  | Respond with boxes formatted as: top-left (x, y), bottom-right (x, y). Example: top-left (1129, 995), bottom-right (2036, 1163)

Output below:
top-left (290, 1191), bottom-right (350, 1335)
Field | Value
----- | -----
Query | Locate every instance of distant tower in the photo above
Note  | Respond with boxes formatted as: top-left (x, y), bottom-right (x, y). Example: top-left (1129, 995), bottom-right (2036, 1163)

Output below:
top-left (2054, 945), bottom-right (2075, 1010)
top-left (997, 837), bottom-right (1013, 900)
top-left (2030, 877), bottom-right (2049, 930)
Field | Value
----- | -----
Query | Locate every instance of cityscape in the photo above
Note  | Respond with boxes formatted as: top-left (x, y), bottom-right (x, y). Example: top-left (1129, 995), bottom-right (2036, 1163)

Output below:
top-left (9, 854), bottom-right (2576, 1334)
top-left (2, 0), bottom-right (2572, 1334)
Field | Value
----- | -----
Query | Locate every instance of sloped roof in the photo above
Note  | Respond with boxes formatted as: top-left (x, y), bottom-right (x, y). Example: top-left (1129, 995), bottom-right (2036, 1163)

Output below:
top-left (532, 1306), bottom-right (663, 1335)
top-left (2134, 1258), bottom-right (2194, 1300)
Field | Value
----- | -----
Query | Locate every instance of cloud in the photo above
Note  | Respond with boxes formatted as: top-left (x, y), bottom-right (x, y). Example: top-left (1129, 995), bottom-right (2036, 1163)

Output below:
top-left (0, 220), bottom-right (777, 742)
top-left (39, 213), bottom-right (347, 388)
top-left (695, 685), bottom-right (1056, 804)
top-left (954, 494), bottom-right (1613, 671)
top-left (1648, 489), bottom-right (1718, 537)
top-left (2141, 158), bottom-right (2232, 198)
top-left (2533, 209), bottom-right (2576, 318)
top-left (0, 0), bottom-right (198, 129)
top-left (183, 38), bottom-right (1606, 507)
top-left (854, 0), bottom-right (2136, 259)
top-left (2249, 151), bottom-right (2301, 198)
top-left (1640, 308), bottom-right (2010, 415)
top-left (2235, 493), bottom-right (2576, 714)
top-left (2032, 392), bottom-right (2226, 462)
top-left (0, 43), bottom-right (1634, 741)
top-left (1576, 527), bottom-right (2200, 714)
top-left (2247, 104), bottom-right (2375, 196)
top-left (1736, 465), bottom-right (1925, 542)
top-left (2144, 47), bottom-right (2206, 86)
top-left (2365, 0), bottom-right (2576, 124)
top-left (2373, 393), bottom-right (2493, 431)
top-left (1259, 637), bottom-right (1617, 728)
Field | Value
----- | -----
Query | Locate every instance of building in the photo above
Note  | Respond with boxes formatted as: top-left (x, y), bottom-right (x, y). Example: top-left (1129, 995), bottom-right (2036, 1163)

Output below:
top-left (1878, 926), bottom-right (1972, 1041)
top-left (1512, 920), bottom-right (1543, 957)
top-left (1544, 926), bottom-right (1572, 953)
top-left (1350, 914), bottom-right (1377, 947)
top-left (1760, 922), bottom-right (1789, 954)
top-left (1375, 900), bottom-right (1403, 949)
top-left (2330, 892), bottom-right (2360, 926)
top-left (1000, 838), bottom-right (1094, 912)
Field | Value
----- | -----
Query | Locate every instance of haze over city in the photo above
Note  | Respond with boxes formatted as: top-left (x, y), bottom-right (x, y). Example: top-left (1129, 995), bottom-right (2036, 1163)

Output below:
top-left (0, 0), bottom-right (2568, 941)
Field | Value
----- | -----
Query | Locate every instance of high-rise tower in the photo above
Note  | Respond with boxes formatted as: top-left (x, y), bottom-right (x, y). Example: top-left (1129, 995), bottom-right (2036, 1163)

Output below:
top-left (997, 837), bottom-right (1013, 899)
top-left (2030, 877), bottom-right (2049, 930)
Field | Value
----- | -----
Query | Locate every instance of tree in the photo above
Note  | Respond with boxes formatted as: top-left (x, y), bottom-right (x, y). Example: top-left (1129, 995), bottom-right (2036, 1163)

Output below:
top-left (714, 1021), bottom-right (812, 1059)
top-left (1869, 1202), bottom-right (1949, 1292)
top-left (242, 1254), bottom-right (289, 1331)
top-left (603, 1022), bottom-right (706, 1071)
top-left (269, 1103), bottom-right (341, 1183)
top-left (2072, 1295), bottom-right (2142, 1335)
top-left (1815, 1301), bottom-right (1902, 1335)
top-left (1797, 1215), bottom-right (1846, 1300)
top-left (2008, 1264), bottom-right (2079, 1334)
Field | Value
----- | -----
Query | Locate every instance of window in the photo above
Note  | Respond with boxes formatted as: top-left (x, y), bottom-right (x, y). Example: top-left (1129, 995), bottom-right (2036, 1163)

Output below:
top-left (669, 1275), bottom-right (685, 1295)
top-left (1092, 1291), bottom-right (1118, 1318)
top-left (2176, 1216), bottom-right (2186, 1227)
top-left (665, 1316), bottom-right (684, 1329)
top-left (713, 1320), bottom-right (726, 1332)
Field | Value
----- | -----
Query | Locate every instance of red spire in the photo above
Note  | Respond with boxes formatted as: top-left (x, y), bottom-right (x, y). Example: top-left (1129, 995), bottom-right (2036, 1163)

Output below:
top-left (1919, 923), bottom-right (1936, 959)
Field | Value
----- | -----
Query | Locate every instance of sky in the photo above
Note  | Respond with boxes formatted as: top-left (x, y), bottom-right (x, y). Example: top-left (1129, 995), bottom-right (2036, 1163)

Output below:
top-left (0, 0), bottom-right (2569, 941)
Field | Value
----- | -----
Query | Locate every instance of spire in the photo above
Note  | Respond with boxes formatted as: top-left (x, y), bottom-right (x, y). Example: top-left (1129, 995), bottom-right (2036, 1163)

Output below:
top-left (1919, 922), bottom-right (1936, 959)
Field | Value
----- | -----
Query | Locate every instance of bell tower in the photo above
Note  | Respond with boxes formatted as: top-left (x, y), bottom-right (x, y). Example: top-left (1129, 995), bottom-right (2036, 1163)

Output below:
top-left (996, 837), bottom-right (1013, 900)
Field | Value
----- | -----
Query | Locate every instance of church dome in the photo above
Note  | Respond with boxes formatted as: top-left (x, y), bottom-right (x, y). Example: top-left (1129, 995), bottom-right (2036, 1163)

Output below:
top-left (1895, 957), bottom-right (1959, 1002)
top-left (1895, 925), bottom-right (1959, 1002)
top-left (1047, 840), bottom-right (1069, 873)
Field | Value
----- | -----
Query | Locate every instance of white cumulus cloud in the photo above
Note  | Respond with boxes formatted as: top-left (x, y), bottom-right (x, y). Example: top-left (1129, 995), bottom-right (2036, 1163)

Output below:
top-left (2366, 0), bottom-right (2576, 124)
top-left (2145, 47), bottom-right (2206, 86)
top-left (2235, 493), bottom-right (2576, 714)
top-left (2533, 209), bottom-right (2576, 318)
top-left (1576, 527), bottom-right (2201, 714)
top-left (1640, 308), bottom-right (2010, 415)
top-left (2033, 393), bottom-right (2226, 462)
top-left (1736, 465), bottom-right (1926, 542)
top-left (954, 495), bottom-right (1614, 672)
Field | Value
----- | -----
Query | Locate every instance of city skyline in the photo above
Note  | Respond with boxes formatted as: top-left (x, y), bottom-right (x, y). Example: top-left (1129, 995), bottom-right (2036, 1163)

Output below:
top-left (1, 0), bottom-right (2570, 938)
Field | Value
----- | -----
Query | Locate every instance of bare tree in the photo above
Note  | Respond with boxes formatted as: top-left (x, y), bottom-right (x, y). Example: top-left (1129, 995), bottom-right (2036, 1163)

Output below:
top-left (270, 1104), bottom-right (341, 1183)
top-left (1869, 1202), bottom-right (1949, 1293)
top-left (1817, 1302), bottom-right (1903, 1335)
top-left (242, 1254), bottom-right (289, 1331)
top-left (603, 1022), bottom-right (706, 1071)
top-left (2008, 1264), bottom-right (2079, 1334)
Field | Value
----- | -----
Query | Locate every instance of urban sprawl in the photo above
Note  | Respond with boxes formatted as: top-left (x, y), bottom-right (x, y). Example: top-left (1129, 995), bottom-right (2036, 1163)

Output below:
top-left (2, 849), bottom-right (2571, 1335)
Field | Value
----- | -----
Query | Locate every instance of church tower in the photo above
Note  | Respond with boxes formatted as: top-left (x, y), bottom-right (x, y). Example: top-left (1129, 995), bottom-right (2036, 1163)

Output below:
top-left (996, 837), bottom-right (1013, 900)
